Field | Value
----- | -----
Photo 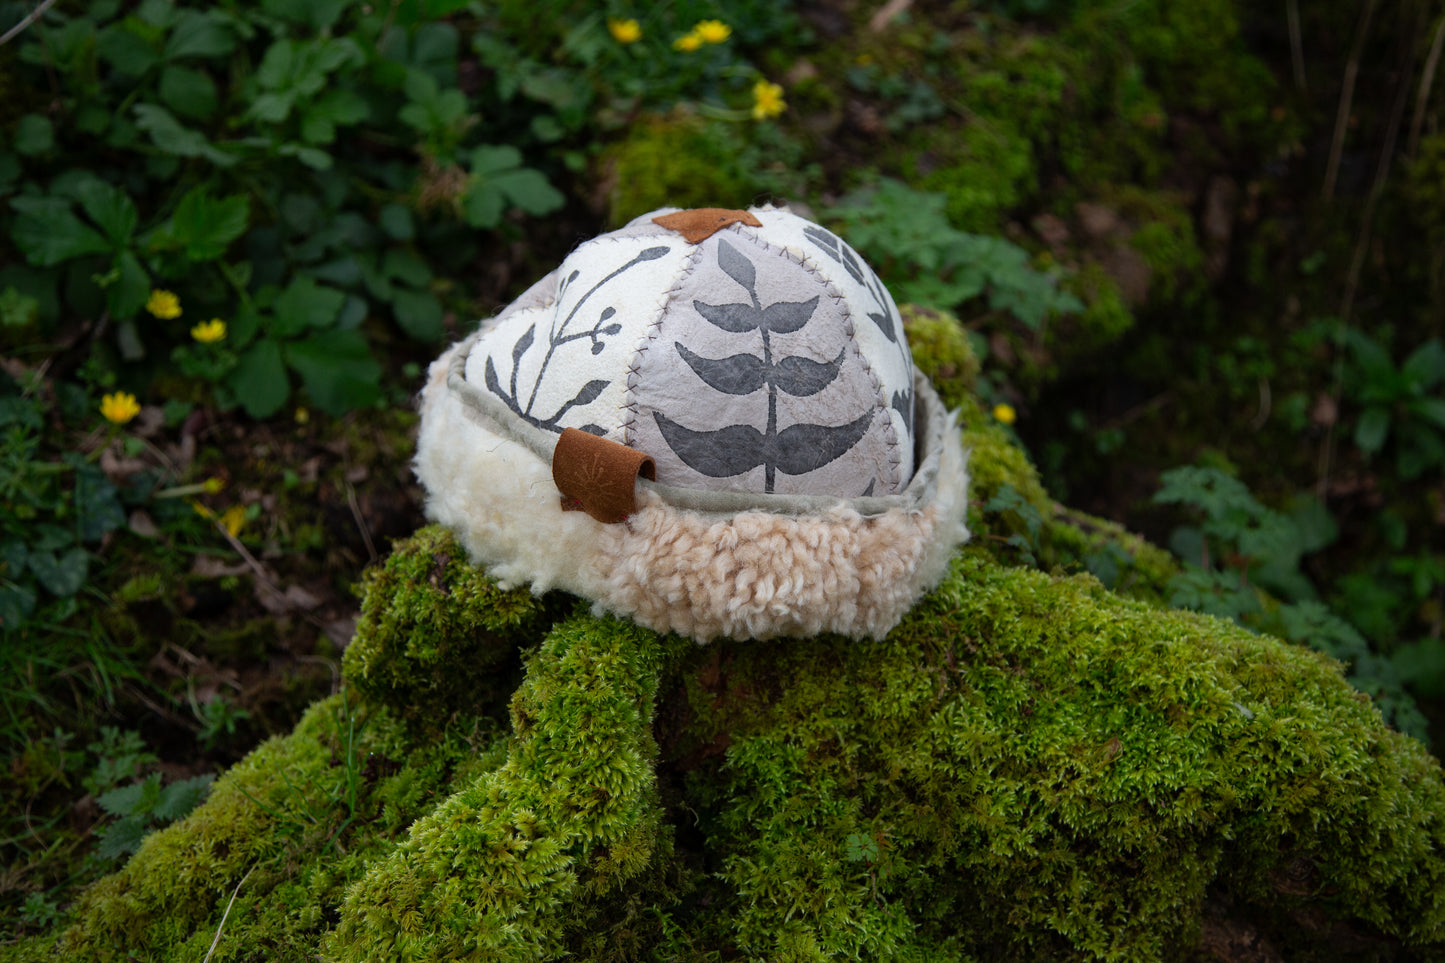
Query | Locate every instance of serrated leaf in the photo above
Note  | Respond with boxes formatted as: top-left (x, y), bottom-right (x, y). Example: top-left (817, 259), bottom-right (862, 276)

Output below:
top-left (75, 180), bottom-right (137, 246)
top-left (10, 197), bottom-right (110, 266)
top-left (171, 188), bottom-right (249, 261)
top-left (285, 329), bottom-right (382, 414)
top-left (151, 775), bottom-right (213, 821)
top-left (97, 777), bottom-right (153, 817)
top-left (28, 547), bottom-right (89, 597)
top-left (95, 815), bottom-right (148, 861)
top-left (228, 339), bottom-right (290, 418)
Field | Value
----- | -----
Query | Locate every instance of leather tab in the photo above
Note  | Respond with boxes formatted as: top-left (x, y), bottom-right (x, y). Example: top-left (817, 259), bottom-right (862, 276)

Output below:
top-left (652, 208), bottom-right (763, 244)
top-left (552, 428), bottom-right (657, 523)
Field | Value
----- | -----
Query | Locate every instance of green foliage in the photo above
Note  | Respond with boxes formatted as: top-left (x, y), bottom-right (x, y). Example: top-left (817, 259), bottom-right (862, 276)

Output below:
top-left (1338, 326), bottom-right (1445, 480)
top-left (1153, 465), bottom-right (1429, 741)
top-left (93, 772), bottom-right (214, 862)
top-left (827, 179), bottom-right (1083, 330)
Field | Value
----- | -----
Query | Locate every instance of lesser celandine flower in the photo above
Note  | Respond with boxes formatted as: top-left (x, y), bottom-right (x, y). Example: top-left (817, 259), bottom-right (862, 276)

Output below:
top-left (751, 80), bottom-right (786, 119)
top-left (220, 505), bottom-right (246, 538)
top-left (993, 403), bottom-right (1017, 425)
top-left (608, 17), bottom-right (641, 43)
top-left (191, 318), bottom-right (226, 343)
top-left (100, 392), bottom-right (141, 425)
top-left (694, 20), bottom-right (731, 43)
top-left (145, 289), bottom-right (181, 319)
top-left (673, 31), bottom-right (703, 52)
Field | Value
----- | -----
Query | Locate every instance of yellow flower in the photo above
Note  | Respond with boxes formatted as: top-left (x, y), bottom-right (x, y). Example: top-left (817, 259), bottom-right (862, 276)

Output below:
top-left (294, 407), bottom-right (310, 425)
top-left (145, 289), bottom-right (181, 319)
top-left (100, 391), bottom-right (140, 425)
top-left (219, 505), bottom-right (246, 538)
top-left (751, 79), bottom-right (786, 120)
top-left (673, 31), bottom-right (703, 52)
top-left (607, 17), bottom-right (641, 43)
top-left (993, 403), bottom-right (1017, 425)
top-left (190, 318), bottom-right (227, 343)
top-left (202, 477), bottom-right (225, 494)
top-left (693, 19), bottom-right (731, 43)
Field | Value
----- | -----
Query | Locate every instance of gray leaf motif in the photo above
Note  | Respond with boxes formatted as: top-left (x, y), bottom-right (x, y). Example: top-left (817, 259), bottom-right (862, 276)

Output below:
top-left (692, 296), bottom-right (820, 334)
top-left (676, 343), bottom-right (766, 395)
top-left (510, 324), bottom-right (535, 397)
top-left (717, 239), bottom-right (756, 293)
top-left (774, 347), bottom-right (845, 397)
top-left (652, 410), bottom-right (876, 480)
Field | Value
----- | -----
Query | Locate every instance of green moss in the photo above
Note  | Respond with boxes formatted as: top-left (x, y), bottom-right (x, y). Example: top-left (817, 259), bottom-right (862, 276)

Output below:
top-left (901, 303), bottom-right (981, 410)
top-left (340, 525), bottom-right (554, 733)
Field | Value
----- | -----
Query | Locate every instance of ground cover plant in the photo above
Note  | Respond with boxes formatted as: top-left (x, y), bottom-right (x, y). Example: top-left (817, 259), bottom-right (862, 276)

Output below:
top-left (2, 0), bottom-right (1444, 957)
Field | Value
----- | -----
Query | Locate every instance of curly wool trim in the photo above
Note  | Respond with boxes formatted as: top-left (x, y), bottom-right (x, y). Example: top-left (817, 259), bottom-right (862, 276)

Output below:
top-left (415, 343), bottom-right (970, 643)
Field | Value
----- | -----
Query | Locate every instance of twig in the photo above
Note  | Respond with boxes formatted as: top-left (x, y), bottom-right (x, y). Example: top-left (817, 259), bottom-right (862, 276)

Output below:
top-left (1408, 13), bottom-right (1445, 158)
top-left (345, 481), bottom-right (377, 564)
top-left (869, 0), bottom-right (913, 32)
top-left (0, 0), bottom-right (59, 47)
top-left (1317, 10), bottom-right (1420, 497)
top-left (212, 519), bottom-right (287, 610)
top-left (1323, 0), bottom-right (1379, 199)
top-left (202, 866), bottom-right (256, 963)
top-left (1287, 0), bottom-right (1306, 91)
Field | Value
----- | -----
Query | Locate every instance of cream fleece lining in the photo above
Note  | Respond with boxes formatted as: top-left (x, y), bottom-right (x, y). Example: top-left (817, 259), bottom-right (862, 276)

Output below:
top-left (416, 342), bottom-right (971, 642)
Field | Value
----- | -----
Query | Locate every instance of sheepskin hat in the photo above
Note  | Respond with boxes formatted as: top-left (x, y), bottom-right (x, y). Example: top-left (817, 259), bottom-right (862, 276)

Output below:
top-left (415, 205), bottom-right (970, 642)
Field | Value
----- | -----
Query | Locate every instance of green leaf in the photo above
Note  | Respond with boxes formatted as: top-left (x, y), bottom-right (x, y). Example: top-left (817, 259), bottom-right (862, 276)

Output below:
top-left (285, 329), bottom-right (382, 414)
top-left (1413, 397), bottom-right (1445, 430)
top-left (392, 288), bottom-right (443, 342)
top-left (0, 286), bottom-right (40, 327)
top-left (10, 197), bottom-right (110, 266)
top-left (462, 183), bottom-right (504, 228)
top-left (170, 188), bottom-right (250, 261)
top-left (106, 250), bottom-right (151, 320)
top-left (255, 39), bottom-right (296, 91)
top-left (0, 582), bottom-right (37, 632)
top-left (151, 774), bottom-right (213, 821)
top-left (228, 340), bottom-right (291, 418)
top-left (97, 22), bottom-right (161, 77)
top-left (164, 10), bottom-right (236, 60)
top-left (469, 144), bottom-right (523, 175)
top-left (382, 248), bottom-right (430, 287)
top-left (378, 204), bottom-right (414, 241)
top-left (134, 103), bottom-right (237, 167)
top-left (76, 180), bottom-right (138, 246)
top-left (13, 115), bottom-right (54, 156)
top-left (95, 815), bottom-right (149, 861)
top-left (1402, 339), bottom-right (1445, 391)
top-left (74, 462), bottom-right (126, 542)
top-left (273, 275), bottom-right (345, 337)
top-left (28, 547), bottom-right (90, 597)
top-left (158, 65), bottom-right (219, 120)
top-left (491, 168), bottom-right (564, 216)
top-left (1354, 405), bottom-right (1391, 454)
top-left (277, 143), bottom-right (333, 170)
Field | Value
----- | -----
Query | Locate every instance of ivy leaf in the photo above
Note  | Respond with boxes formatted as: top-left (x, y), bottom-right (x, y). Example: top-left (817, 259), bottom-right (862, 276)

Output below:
top-left (228, 339), bottom-right (291, 418)
top-left (28, 547), bottom-right (89, 597)
top-left (9, 197), bottom-right (110, 266)
top-left (170, 188), bottom-right (250, 261)
top-left (285, 329), bottom-right (382, 414)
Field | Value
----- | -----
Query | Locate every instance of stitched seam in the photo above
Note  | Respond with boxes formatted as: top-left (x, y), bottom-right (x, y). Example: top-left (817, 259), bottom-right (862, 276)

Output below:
top-left (624, 244), bottom-right (703, 448)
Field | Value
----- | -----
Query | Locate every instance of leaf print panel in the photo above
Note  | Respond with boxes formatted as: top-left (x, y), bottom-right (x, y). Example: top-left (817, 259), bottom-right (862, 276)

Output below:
top-left (466, 235), bottom-right (691, 438)
top-left (675, 343), bottom-right (767, 395)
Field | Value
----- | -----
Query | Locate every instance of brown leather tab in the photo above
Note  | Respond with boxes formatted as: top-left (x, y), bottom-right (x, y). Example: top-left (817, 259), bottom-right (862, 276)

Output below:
top-left (552, 428), bottom-right (657, 523)
top-left (652, 208), bottom-right (763, 244)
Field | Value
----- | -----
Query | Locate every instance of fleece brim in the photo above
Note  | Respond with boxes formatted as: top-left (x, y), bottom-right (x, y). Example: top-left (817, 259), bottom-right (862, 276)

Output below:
top-left (415, 341), bottom-right (971, 643)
